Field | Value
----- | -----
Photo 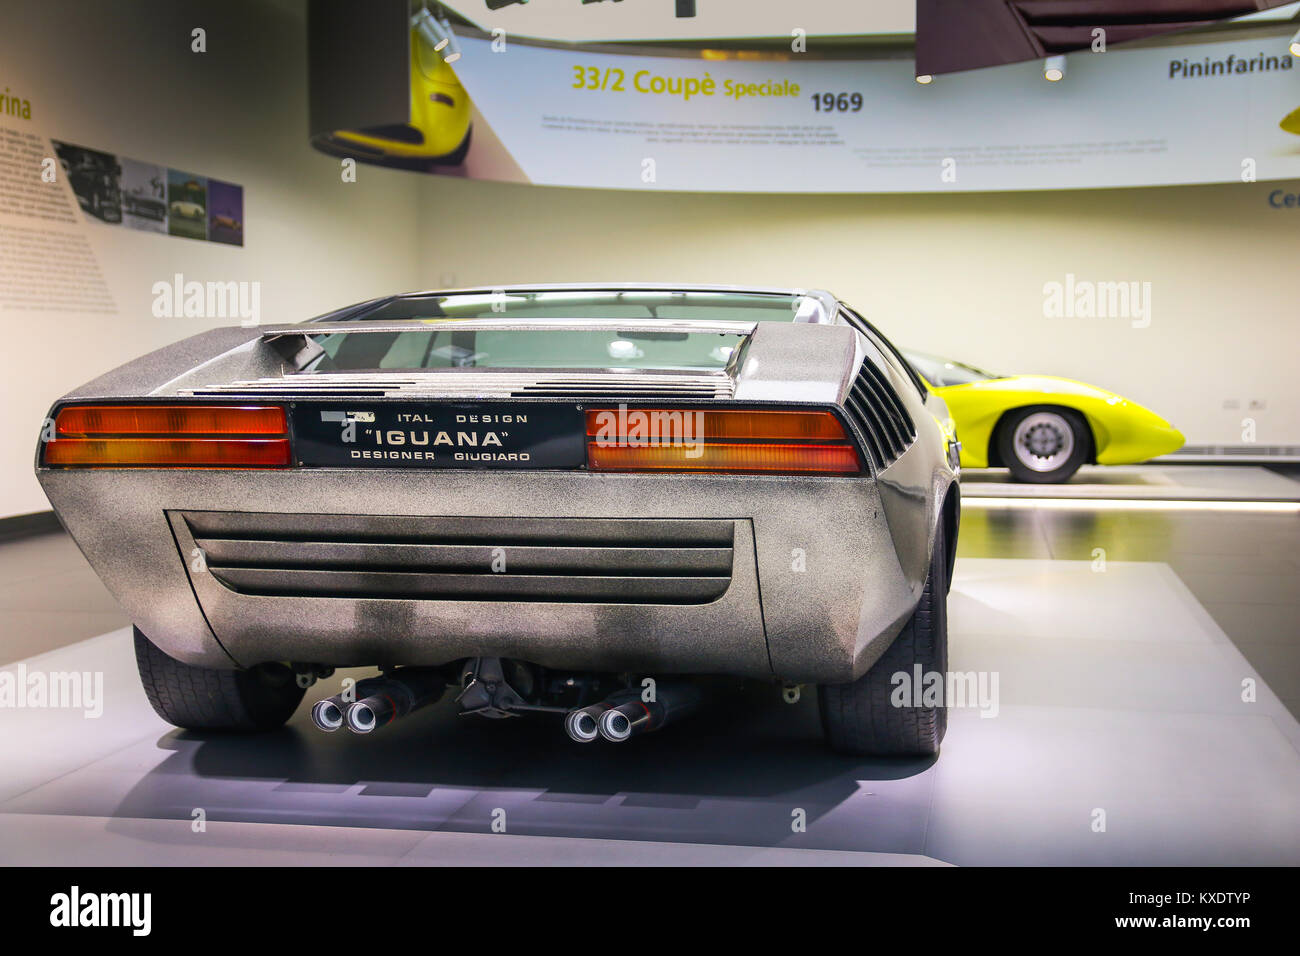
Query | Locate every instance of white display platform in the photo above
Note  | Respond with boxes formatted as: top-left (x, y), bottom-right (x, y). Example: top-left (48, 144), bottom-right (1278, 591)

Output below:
top-left (962, 465), bottom-right (1300, 502)
top-left (1, 559), bottom-right (1296, 866)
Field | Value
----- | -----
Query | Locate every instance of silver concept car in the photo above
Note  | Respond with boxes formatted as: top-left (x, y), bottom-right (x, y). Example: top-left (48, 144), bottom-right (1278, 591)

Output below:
top-left (36, 285), bottom-right (961, 755)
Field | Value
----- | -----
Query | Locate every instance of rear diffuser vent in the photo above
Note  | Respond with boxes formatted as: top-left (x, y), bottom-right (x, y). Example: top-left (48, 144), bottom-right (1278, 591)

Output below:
top-left (178, 511), bottom-right (735, 605)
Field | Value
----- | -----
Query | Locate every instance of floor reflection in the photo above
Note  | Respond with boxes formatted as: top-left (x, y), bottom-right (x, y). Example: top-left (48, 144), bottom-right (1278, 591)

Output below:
top-left (107, 681), bottom-right (937, 851)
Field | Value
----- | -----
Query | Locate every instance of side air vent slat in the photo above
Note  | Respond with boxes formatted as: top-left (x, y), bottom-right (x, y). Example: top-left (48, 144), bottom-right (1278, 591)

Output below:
top-left (840, 357), bottom-right (917, 472)
top-left (860, 363), bottom-right (913, 451)
top-left (181, 512), bottom-right (735, 606)
top-left (854, 377), bottom-right (906, 453)
top-left (844, 390), bottom-right (889, 468)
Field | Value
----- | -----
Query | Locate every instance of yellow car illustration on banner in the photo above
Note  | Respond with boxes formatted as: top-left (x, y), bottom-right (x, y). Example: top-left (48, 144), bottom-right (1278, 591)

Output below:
top-left (1281, 105), bottom-right (1300, 135)
top-left (902, 350), bottom-right (1185, 483)
top-left (314, 5), bottom-right (472, 169)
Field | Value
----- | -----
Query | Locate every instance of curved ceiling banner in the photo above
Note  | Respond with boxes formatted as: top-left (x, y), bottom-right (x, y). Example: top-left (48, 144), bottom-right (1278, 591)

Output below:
top-left (439, 33), bottom-right (1299, 192)
top-left (437, 0), bottom-right (916, 43)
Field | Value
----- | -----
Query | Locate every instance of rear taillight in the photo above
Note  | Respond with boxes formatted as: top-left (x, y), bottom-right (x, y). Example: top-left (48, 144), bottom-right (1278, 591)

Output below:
top-left (584, 408), bottom-right (862, 475)
top-left (43, 404), bottom-right (290, 468)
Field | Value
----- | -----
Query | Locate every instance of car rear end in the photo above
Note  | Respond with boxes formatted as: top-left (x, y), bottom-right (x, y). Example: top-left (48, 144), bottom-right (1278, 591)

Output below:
top-left (35, 292), bottom-right (949, 687)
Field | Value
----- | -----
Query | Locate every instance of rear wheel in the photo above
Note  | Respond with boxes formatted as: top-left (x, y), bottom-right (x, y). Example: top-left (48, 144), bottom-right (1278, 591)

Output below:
top-left (818, 520), bottom-right (948, 756)
top-left (997, 406), bottom-right (1090, 483)
top-left (133, 627), bottom-right (304, 731)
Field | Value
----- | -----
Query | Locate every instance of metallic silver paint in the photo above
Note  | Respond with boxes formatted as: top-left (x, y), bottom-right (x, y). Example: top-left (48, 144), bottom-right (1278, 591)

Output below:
top-left (35, 284), bottom-right (959, 685)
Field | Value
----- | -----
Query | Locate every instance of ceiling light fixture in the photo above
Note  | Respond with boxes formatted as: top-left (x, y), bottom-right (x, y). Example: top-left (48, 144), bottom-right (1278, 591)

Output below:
top-left (915, 74), bottom-right (933, 84)
top-left (1044, 55), bottom-right (1066, 81)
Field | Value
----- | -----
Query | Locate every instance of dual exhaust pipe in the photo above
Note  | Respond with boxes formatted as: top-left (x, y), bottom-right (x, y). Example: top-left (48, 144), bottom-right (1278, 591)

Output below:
top-left (311, 669), bottom-right (703, 742)
top-left (310, 668), bottom-right (445, 735)
top-left (564, 681), bottom-right (703, 744)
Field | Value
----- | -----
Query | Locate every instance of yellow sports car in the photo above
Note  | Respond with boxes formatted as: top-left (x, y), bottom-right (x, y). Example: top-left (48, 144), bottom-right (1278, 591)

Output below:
top-left (903, 350), bottom-right (1184, 483)
top-left (313, 5), bottom-right (472, 169)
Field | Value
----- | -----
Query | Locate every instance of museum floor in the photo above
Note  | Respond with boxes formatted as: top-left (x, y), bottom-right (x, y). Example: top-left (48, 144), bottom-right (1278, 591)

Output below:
top-left (1, 464), bottom-right (1296, 865)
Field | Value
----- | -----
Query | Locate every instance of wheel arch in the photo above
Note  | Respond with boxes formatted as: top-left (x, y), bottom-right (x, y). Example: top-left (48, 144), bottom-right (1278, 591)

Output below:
top-left (986, 403), bottom-right (1098, 467)
top-left (940, 480), bottom-right (960, 588)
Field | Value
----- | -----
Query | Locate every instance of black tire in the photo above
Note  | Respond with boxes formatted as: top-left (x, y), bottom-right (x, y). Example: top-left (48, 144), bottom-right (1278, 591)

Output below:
top-left (996, 406), bottom-right (1090, 484)
top-left (818, 520), bottom-right (948, 756)
top-left (133, 627), bottom-right (304, 731)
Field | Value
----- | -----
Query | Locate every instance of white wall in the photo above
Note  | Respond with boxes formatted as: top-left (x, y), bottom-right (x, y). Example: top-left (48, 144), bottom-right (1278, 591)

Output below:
top-left (415, 175), bottom-right (1299, 451)
top-left (0, 0), bottom-right (422, 517)
top-left (3, 1), bottom-right (1294, 520)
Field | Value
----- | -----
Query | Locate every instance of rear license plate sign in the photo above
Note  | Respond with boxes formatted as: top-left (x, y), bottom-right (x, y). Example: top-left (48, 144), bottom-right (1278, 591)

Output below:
top-left (291, 403), bottom-right (586, 469)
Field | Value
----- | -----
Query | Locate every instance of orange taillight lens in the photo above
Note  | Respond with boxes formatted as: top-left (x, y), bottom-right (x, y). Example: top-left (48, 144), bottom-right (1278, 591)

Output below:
top-left (43, 438), bottom-right (292, 468)
top-left (55, 404), bottom-right (286, 437)
top-left (587, 409), bottom-right (849, 443)
top-left (584, 408), bottom-right (862, 475)
top-left (44, 404), bottom-right (290, 468)
top-left (587, 442), bottom-right (861, 474)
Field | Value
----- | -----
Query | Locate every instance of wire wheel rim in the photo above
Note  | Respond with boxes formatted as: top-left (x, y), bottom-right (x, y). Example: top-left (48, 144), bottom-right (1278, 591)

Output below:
top-left (1012, 412), bottom-right (1074, 472)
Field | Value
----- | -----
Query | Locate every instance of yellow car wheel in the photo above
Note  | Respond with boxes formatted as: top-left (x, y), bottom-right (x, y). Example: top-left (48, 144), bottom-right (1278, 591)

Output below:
top-left (995, 406), bottom-right (1092, 483)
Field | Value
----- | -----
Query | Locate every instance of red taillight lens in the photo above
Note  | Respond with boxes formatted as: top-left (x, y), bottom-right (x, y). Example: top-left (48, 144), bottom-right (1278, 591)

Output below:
top-left (584, 408), bottom-right (862, 475)
top-left (44, 404), bottom-right (290, 468)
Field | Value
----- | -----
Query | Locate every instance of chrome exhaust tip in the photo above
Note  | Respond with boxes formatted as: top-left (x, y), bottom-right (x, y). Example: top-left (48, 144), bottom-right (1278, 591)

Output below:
top-left (564, 706), bottom-right (604, 743)
top-left (345, 700), bottom-right (379, 735)
top-left (598, 705), bottom-right (635, 743)
top-left (339, 669), bottom-right (445, 735)
top-left (594, 682), bottom-right (703, 742)
top-left (310, 697), bottom-right (345, 733)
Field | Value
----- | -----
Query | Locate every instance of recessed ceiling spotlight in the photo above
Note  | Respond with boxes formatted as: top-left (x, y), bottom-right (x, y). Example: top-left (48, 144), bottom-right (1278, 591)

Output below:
top-left (915, 74), bottom-right (934, 84)
top-left (413, 6), bottom-right (461, 64)
top-left (1044, 55), bottom-right (1066, 81)
top-left (1290, 27), bottom-right (1300, 57)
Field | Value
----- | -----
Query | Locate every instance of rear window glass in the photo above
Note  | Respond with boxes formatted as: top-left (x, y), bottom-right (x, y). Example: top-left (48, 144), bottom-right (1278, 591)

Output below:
top-left (312, 328), bottom-right (747, 371)
top-left (903, 351), bottom-right (1001, 387)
